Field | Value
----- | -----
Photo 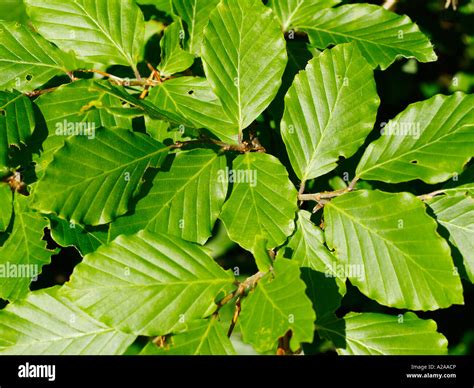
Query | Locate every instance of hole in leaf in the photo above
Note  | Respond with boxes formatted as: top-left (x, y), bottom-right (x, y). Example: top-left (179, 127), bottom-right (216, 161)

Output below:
top-left (410, 160), bottom-right (418, 164)
top-left (25, 74), bottom-right (33, 81)
top-left (188, 90), bottom-right (194, 95)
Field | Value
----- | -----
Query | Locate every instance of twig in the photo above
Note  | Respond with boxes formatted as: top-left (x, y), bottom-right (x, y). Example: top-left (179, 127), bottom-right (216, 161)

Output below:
top-left (276, 331), bottom-right (294, 355)
top-left (140, 64), bottom-right (161, 99)
top-left (173, 137), bottom-right (264, 153)
top-left (77, 69), bottom-right (162, 87)
top-left (226, 272), bottom-right (266, 338)
top-left (298, 177), bottom-right (359, 212)
top-left (25, 86), bottom-right (59, 97)
top-left (382, 0), bottom-right (398, 10)
top-left (348, 177), bottom-right (359, 191)
top-left (418, 189), bottom-right (445, 201)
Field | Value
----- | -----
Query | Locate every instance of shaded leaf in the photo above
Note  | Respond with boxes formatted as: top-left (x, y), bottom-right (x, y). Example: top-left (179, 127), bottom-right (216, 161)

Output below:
top-left (158, 21), bottom-right (194, 77)
top-left (32, 128), bottom-right (169, 226)
top-left (0, 195), bottom-right (55, 301)
top-left (0, 184), bottom-right (12, 232)
top-left (240, 259), bottom-right (315, 352)
top-left (172, 0), bottom-right (220, 55)
top-left (0, 90), bottom-right (35, 146)
top-left (110, 149), bottom-right (227, 245)
top-left (148, 77), bottom-right (238, 143)
top-left (34, 80), bottom-right (132, 175)
top-left (49, 215), bottom-right (108, 256)
top-left (277, 210), bottom-right (342, 279)
top-left (428, 194), bottom-right (474, 282)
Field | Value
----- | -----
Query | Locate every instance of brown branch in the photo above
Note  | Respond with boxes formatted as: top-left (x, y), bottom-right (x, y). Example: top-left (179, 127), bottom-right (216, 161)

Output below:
top-left (298, 177), bottom-right (359, 212)
top-left (25, 86), bottom-right (60, 97)
top-left (277, 331), bottom-right (294, 355)
top-left (225, 271), bottom-right (266, 338)
top-left (140, 65), bottom-right (161, 99)
top-left (173, 137), bottom-right (265, 153)
top-left (77, 69), bottom-right (162, 87)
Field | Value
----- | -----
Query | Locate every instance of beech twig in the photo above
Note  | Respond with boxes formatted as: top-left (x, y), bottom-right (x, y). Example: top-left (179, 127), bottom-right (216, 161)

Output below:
top-left (173, 137), bottom-right (265, 153)
top-left (298, 177), bottom-right (359, 211)
top-left (418, 189), bottom-right (446, 201)
top-left (224, 272), bottom-right (266, 338)
top-left (77, 69), bottom-right (162, 87)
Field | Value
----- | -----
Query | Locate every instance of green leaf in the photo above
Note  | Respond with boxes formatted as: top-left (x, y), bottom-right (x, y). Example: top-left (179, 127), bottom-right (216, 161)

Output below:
top-left (240, 259), bottom-right (315, 353)
top-left (0, 0), bottom-right (29, 23)
top-left (145, 117), bottom-right (197, 143)
top-left (0, 90), bottom-right (35, 146)
top-left (356, 93), bottom-right (474, 184)
top-left (219, 152), bottom-right (297, 253)
top-left (109, 149), bottom-right (227, 245)
top-left (202, 0), bottom-right (287, 133)
top-left (141, 317), bottom-right (236, 355)
top-left (443, 166), bottom-right (474, 196)
top-left (0, 21), bottom-right (77, 92)
top-left (253, 237), bottom-right (273, 273)
top-left (428, 195), bottom-right (474, 282)
top-left (87, 81), bottom-right (179, 122)
top-left (324, 190), bottom-right (464, 310)
top-left (0, 287), bottom-right (136, 355)
top-left (0, 126), bottom-right (7, 172)
top-left (158, 21), bottom-right (194, 77)
top-left (32, 128), bottom-right (169, 226)
top-left (268, 0), bottom-right (340, 31)
top-left (63, 230), bottom-right (235, 336)
top-left (277, 210), bottom-right (342, 279)
top-left (24, 0), bottom-right (145, 69)
top-left (49, 216), bottom-right (108, 256)
top-left (0, 195), bottom-right (55, 301)
top-left (300, 4), bottom-right (437, 70)
top-left (172, 0), bottom-right (220, 55)
top-left (281, 43), bottom-right (379, 181)
top-left (318, 312), bottom-right (448, 355)
top-left (148, 76), bottom-right (238, 143)
top-left (34, 80), bottom-right (132, 174)
top-left (0, 184), bottom-right (13, 232)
